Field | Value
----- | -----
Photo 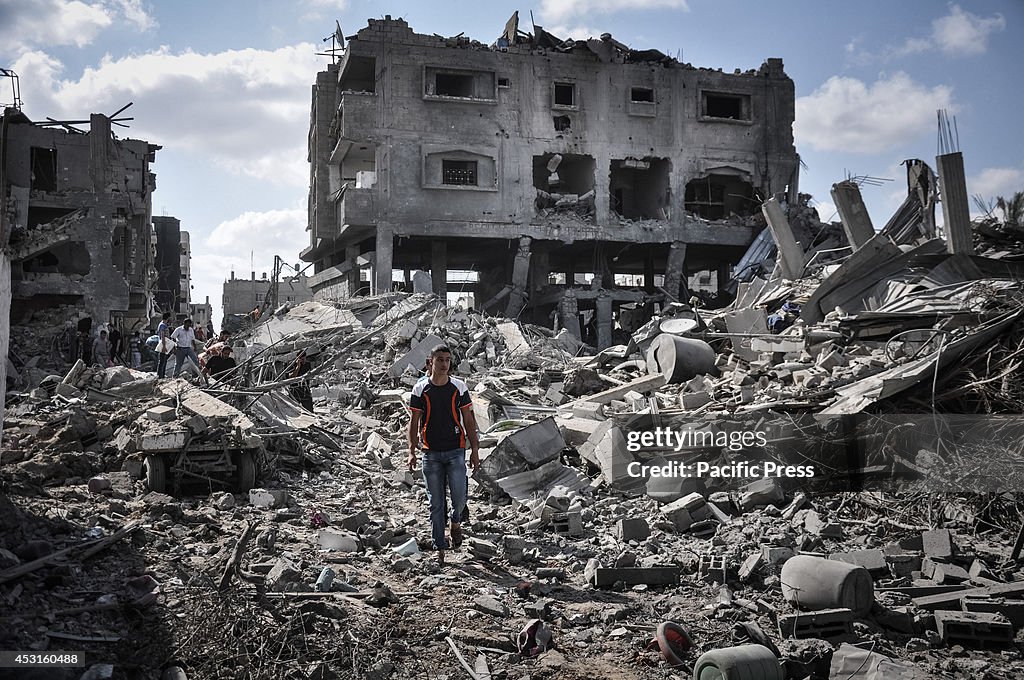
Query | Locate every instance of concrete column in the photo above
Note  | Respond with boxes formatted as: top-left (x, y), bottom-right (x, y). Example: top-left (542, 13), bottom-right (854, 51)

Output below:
top-left (644, 253), bottom-right (655, 293)
top-left (89, 114), bottom-right (111, 193)
top-left (761, 198), bottom-right (803, 280)
top-left (717, 263), bottom-right (730, 295)
top-left (601, 251), bottom-right (615, 289)
top-left (529, 245), bottom-right (549, 293)
top-left (559, 289), bottom-right (582, 340)
top-left (374, 223), bottom-right (393, 294)
top-left (596, 292), bottom-right (613, 350)
top-left (663, 241), bottom-right (687, 301)
top-left (505, 236), bottom-right (532, 318)
top-left (831, 181), bottom-right (875, 250)
top-left (431, 241), bottom-right (447, 299)
top-left (566, 258), bottom-right (576, 287)
top-left (345, 244), bottom-right (360, 296)
top-left (936, 152), bottom-right (974, 255)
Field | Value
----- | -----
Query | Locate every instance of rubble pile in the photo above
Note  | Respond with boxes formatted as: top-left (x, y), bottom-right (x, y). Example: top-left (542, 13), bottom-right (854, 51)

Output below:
top-left (4, 207), bottom-right (1024, 679)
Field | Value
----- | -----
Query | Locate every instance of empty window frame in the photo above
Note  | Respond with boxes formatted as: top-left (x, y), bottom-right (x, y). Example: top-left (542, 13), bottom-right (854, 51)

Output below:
top-left (701, 92), bottom-right (751, 121)
top-left (553, 82), bottom-right (576, 108)
top-left (630, 87), bottom-right (654, 103)
top-left (425, 67), bottom-right (496, 100)
top-left (30, 147), bottom-right (58, 191)
top-left (442, 160), bottom-right (478, 186)
top-left (498, 77), bottom-right (511, 88)
top-left (435, 73), bottom-right (474, 97)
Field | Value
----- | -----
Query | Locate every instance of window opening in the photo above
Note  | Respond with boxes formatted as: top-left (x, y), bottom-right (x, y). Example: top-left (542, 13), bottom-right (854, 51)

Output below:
top-left (442, 160), bottom-right (478, 186)
top-left (630, 87), bottom-right (654, 103)
top-left (435, 73), bottom-right (474, 97)
top-left (30, 147), bottom-right (57, 191)
top-left (554, 82), bottom-right (575, 107)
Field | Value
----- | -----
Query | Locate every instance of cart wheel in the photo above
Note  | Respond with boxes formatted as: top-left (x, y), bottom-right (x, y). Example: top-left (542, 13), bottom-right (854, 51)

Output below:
top-left (144, 455), bottom-right (167, 493)
top-left (655, 621), bottom-right (693, 668)
top-left (235, 451), bottom-right (257, 492)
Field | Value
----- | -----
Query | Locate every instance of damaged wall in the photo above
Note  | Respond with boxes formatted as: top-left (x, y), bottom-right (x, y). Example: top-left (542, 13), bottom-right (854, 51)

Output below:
top-left (2, 112), bottom-right (159, 332)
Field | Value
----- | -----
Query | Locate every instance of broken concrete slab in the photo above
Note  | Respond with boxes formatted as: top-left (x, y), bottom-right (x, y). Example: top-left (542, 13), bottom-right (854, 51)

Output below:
top-left (389, 334), bottom-right (443, 377)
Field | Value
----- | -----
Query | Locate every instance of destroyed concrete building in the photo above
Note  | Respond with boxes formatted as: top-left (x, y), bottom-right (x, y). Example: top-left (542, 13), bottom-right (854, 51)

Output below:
top-left (0, 109), bottom-right (160, 333)
top-left (302, 14), bottom-right (800, 347)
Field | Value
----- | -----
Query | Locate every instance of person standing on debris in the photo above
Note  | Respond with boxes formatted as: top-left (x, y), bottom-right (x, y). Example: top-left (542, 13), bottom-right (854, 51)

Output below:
top-left (289, 350), bottom-right (314, 411)
top-left (128, 331), bottom-right (142, 368)
top-left (155, 327), bottom-right (175, 378)
top-left (157, 312), bottom-right (172, 338)
top-left (407, 345), bottom-right (481, 564)
top-left (204, 346), bottom-right (237, 381)
top-left (206, 330), bottom-right (230, 350)
top-left (92, 330), bottom-right (113, 367)
top-left (170, 319), bottom-right (200, 378)
top-left (108, 326), bottom-right (123, 365)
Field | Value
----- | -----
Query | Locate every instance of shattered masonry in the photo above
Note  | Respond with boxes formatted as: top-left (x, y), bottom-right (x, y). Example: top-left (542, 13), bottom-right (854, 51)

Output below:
top-left (1, 109), bottom-right (160, 345)
top-left (302, 14), bottom-right (800, 347)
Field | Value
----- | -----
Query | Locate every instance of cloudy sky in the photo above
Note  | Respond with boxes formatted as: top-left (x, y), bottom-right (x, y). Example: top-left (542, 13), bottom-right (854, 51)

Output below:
top-left (1, 0), bottom-right (1021, 325)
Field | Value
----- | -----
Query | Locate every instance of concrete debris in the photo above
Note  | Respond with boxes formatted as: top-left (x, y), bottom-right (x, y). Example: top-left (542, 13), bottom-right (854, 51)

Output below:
top-left (4, 166), bottom-right (1024, 676)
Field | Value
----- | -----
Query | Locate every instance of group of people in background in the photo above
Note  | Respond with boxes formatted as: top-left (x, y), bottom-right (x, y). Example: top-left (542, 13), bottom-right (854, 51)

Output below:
top-left (76, 313), bottom-right (317, 414)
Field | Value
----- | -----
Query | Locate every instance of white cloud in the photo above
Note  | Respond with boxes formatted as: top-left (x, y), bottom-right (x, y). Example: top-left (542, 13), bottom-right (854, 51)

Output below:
top-left (891, 4), bottom-right (1005, 58)
top-left (540, 0), bottom-right (688, 24)
top-left (545, 25), bottom-right (605, 41)
top-left (795, 72), bottom-right (954, 154)
top-left (12, 43), bottom-right (321, 186)
top-left (195, 208), bottom-right (308, 325)
top-left (931, 4), bottom-right (1005, 56)
top-left (207, 209), bottom-right (307, 252)
top-left (111, 0), bottom-right (155, 31)
top-left (969, 167), bottom-right (1024, 201)
top-left (0, 0), bottom-right (156, 55)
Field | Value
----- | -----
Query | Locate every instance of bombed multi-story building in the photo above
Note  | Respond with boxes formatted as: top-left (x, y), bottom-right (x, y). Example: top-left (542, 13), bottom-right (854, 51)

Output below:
top-left (1, 108), bottom-right (160, 335)
top-left (302, 14), bottom-right (799, 346)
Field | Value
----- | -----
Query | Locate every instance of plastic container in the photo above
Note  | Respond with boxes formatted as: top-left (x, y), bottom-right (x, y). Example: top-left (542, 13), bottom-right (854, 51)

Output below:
top-left (646, 334), bottom-right (716, 383)
top-left (780, 555), bottom-right (874, 617)
top-left (692, 644), bottom-right (783, 680)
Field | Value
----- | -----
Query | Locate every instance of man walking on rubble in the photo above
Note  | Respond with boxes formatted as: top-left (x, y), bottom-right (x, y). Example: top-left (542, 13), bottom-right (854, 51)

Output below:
top-left (92, 330), bottom-right (113, 367)
top-left (170, 319), bottom-right (200, 378)
top-left (407, 345), bottom-right (481, 565)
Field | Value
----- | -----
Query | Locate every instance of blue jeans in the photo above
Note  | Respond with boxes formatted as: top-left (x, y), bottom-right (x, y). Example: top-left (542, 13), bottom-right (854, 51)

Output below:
top-left (422, 448), bottom-right (467, 550)
top-left (173, 347), bottom-right (200, 377)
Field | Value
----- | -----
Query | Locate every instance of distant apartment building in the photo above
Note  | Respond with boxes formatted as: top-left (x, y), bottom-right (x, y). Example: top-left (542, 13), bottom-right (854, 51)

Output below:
top-left (180, 230), bottom-right (191, 310)
top-left (302, 14), bottom-right (799, 345)
top-left (153, 215), bottom-right (190, 318)
top-left (189, 295), bottom-right (213, 331)
top-left (222, 270), bottom-right (314, 321)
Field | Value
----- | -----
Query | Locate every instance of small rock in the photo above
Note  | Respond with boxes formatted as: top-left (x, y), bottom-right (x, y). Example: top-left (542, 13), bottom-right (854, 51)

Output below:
top-left (473, 595), bottom-right (508, 617)
top-left (213, 492), bottom-right (236, 510)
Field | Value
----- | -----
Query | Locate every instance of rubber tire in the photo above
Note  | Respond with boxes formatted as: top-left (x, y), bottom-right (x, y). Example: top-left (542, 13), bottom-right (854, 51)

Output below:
top-left (655, 621), bottom-right (692, 668)
top-left (144, 455), bottom-right (167, 493)
top-left (235, 451), bottom-right (257, 492)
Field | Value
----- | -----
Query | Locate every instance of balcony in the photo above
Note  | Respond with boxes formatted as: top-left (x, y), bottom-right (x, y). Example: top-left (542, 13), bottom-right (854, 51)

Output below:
top-left (333, 92), bottom-right (376, 148)
top-left (336, 185), bottom-right (374, 227)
